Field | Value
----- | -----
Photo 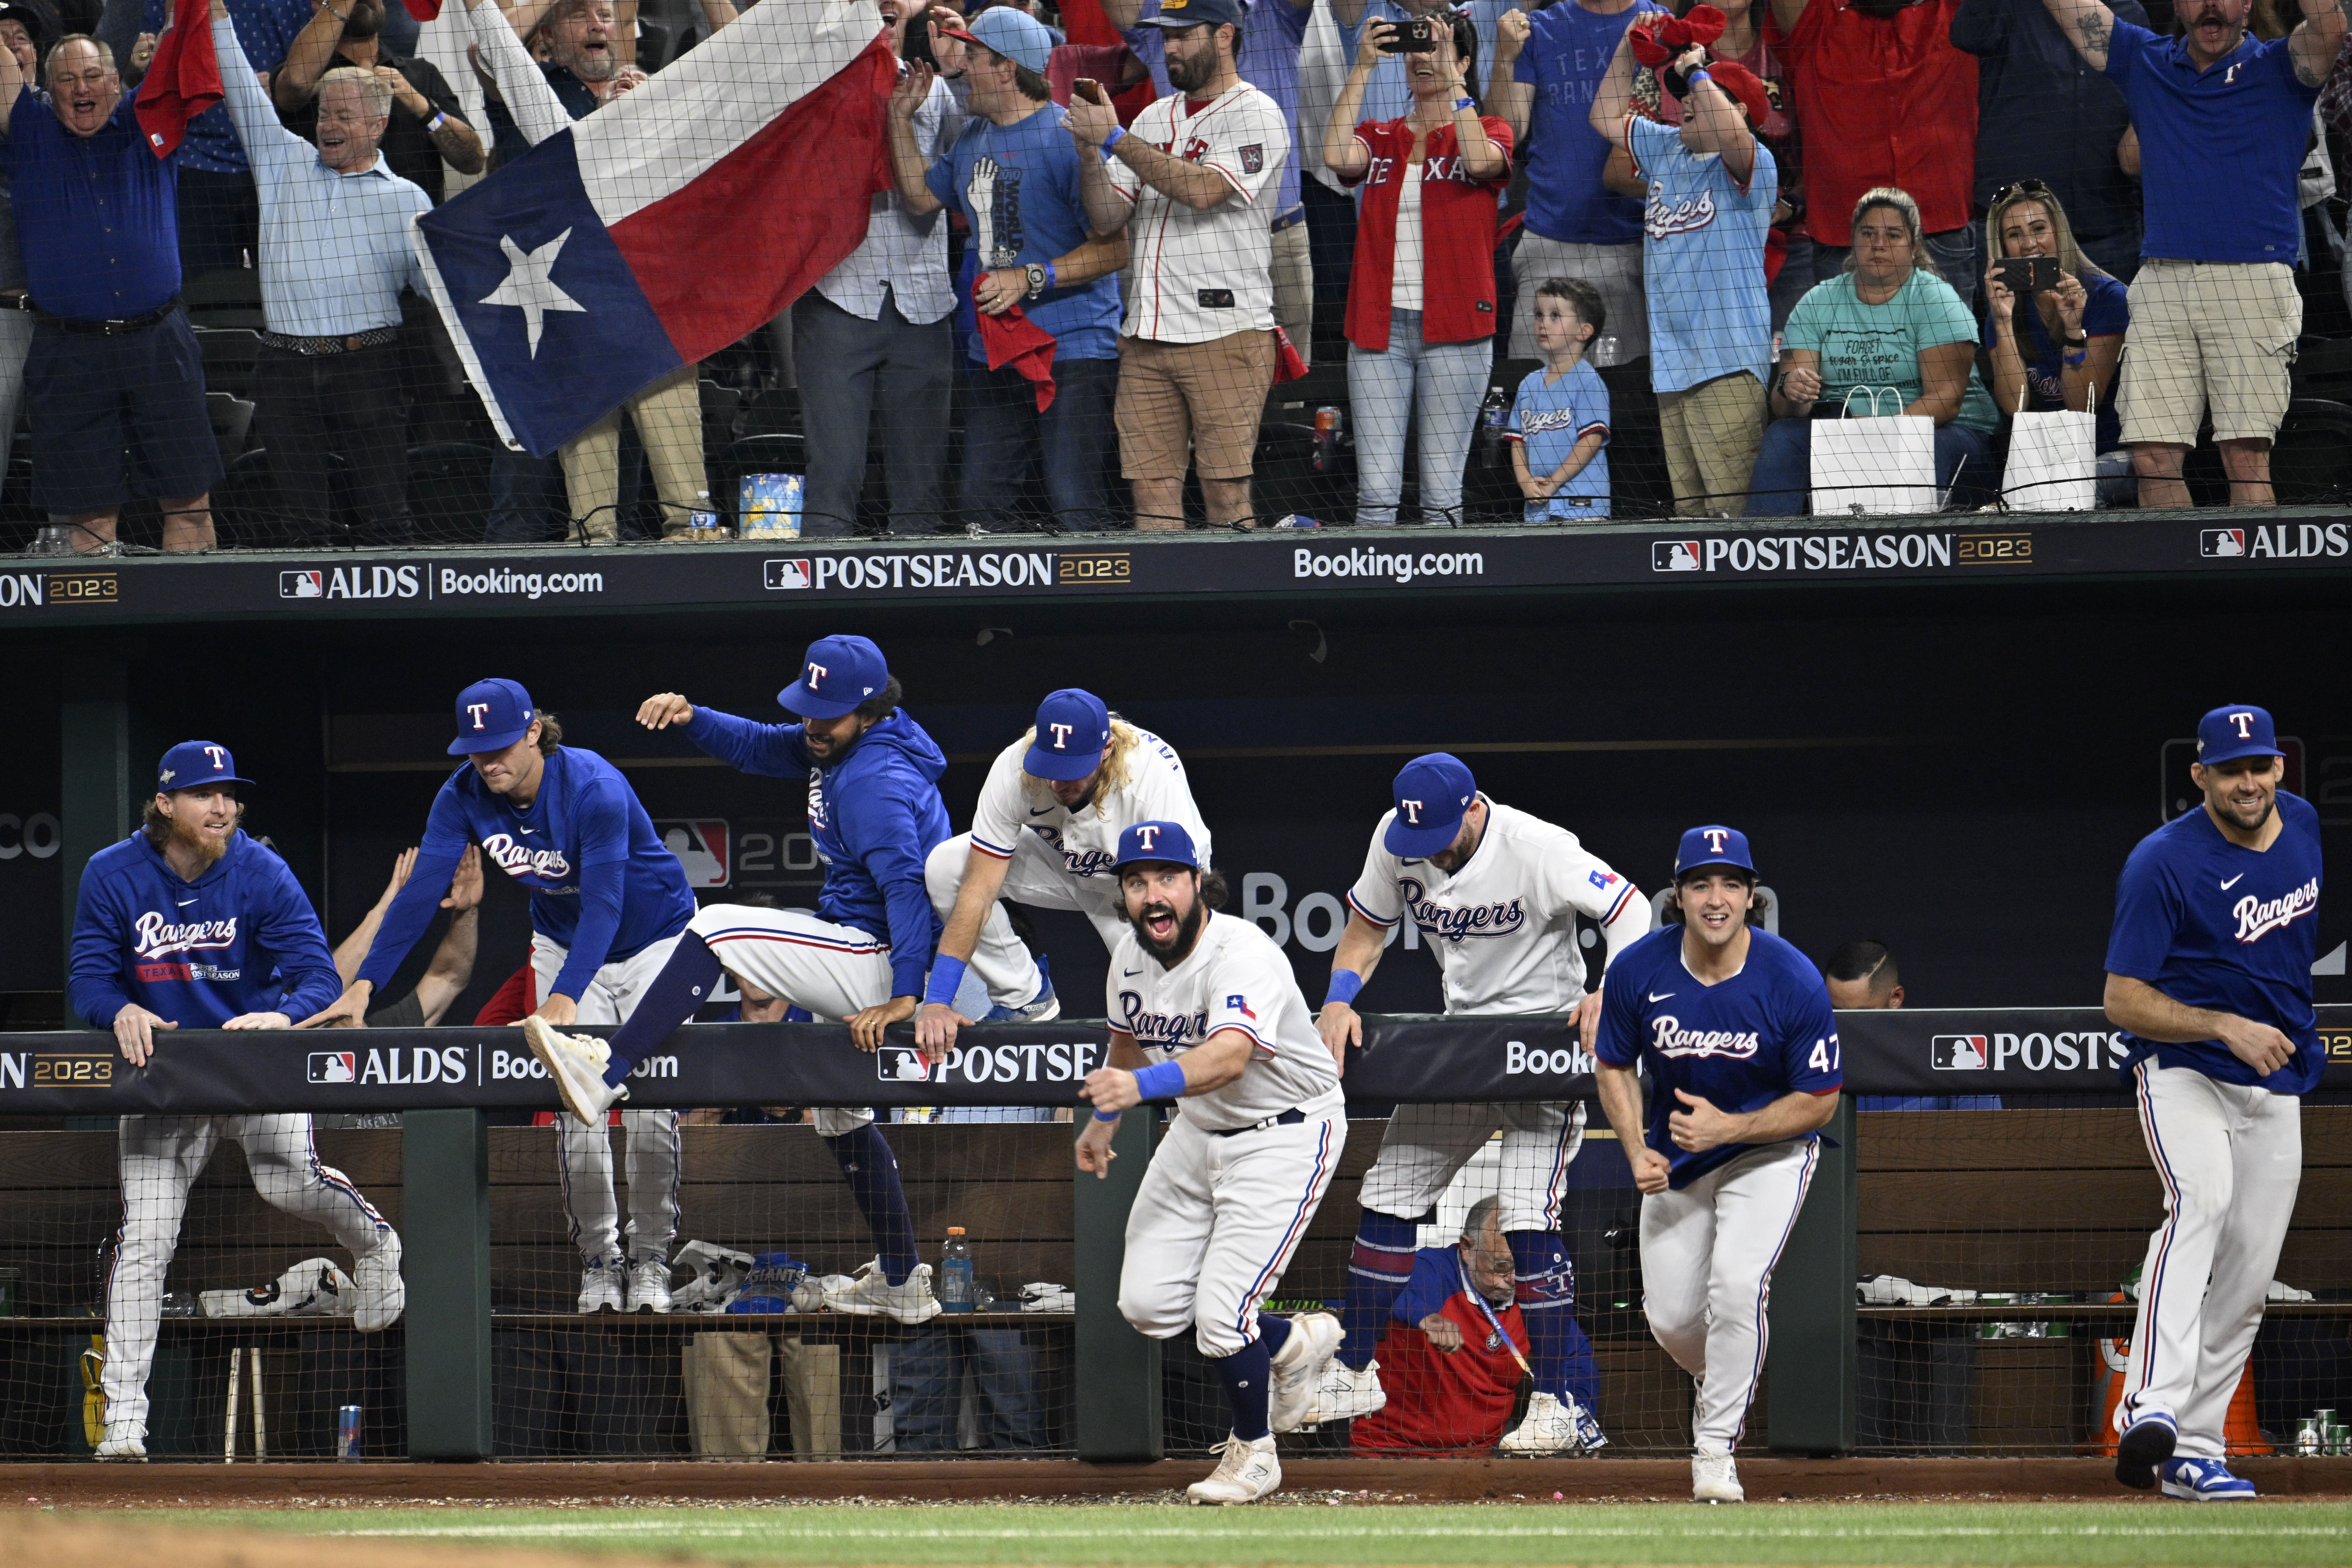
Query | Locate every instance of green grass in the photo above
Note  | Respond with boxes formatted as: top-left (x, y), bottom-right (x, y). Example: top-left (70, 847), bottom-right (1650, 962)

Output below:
top-left (140, 1500), bottom-right (2352, 1567)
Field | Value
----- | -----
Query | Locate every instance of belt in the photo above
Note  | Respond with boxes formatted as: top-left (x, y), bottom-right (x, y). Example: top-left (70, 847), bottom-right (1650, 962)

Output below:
top-left (1271, 207), bottom-right (1307, 233)
top-left (28, 296), bottom-right (181, 335)
top-left (259, 326), bottom-right (401, 355)
top-left (1207, 1108), bottom-right (1306, 1138)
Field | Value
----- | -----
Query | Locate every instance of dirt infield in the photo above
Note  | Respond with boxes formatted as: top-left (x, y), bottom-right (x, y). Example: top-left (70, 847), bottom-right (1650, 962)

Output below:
top-left (0, 1515), bottom-right (674, 1568)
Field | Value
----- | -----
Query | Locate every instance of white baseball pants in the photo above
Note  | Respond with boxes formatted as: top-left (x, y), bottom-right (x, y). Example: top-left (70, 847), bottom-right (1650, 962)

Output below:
top-left (2119, 1059), bottom-right (2302, 1459)
top-left (924, 832), bottom-right (1118, 1011)
top-left (1118, 1110), bottom-right (1342, 1358)
top-left (535, 933), bottom-right (683, 1262)
top-left (686, 902), bottom-right (899, 1137)
top-left (103, 1113), bottom-right (391, 1435)
top-left (1638, 1138), bottom-right (1819, 1450)
top-left (1358, 1100), bottom-right (1586, 1232)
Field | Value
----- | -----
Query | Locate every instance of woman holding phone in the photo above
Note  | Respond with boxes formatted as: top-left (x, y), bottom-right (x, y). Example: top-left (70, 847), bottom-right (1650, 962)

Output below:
top-left (1982, 179), bottom-right (2130, 502)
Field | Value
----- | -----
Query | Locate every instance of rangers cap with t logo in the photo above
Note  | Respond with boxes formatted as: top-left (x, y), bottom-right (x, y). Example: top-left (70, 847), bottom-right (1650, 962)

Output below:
top-left (778, 635), bottom-right (888, 719)
top-left (2195, 704), bottom-right (2281, 767)
top-left (1024, 688), bottom-right (1111, 782)
top-left (157, 740), bottom-right (255, 792)
top-left (449, 678), bottom-right (537, 756)
top-left (1114, 819), bottom-right (1202, 871)
top-left (1674, 824), bottom-right (1756, 879)
top-left (1384, 753), bottom-right (1477, 857)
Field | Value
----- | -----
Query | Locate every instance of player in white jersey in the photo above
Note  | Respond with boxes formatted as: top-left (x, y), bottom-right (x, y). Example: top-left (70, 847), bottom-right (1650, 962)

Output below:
top-left (915, 688), bottom-right (1211, 1052)
top-left (1311, 753), bottom-right (1647, 1448)
top-left (1077, 821), bottom-right (1344, 1505)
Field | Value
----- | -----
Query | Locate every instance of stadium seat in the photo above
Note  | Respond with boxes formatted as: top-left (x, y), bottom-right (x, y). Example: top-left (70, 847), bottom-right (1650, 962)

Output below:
top-left (633, 19), bottom-right (671, 68)
top-left (406, 441), bottom-right (497, 542)
top-left (183, 267), bottom-right (264, 330)
top-left (206, 391), bottom-right (255, 469)
top-left (194, 326), bottom-right (262, 400)
top-left (740, 387), bottom-right (801, 438)
top-left (700, 378), bottom-right (743, 455)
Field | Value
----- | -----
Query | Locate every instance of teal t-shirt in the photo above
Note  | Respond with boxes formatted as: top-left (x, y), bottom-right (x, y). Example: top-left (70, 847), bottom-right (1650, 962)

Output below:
top-left (1784, 270), bottom-right (2000, 434)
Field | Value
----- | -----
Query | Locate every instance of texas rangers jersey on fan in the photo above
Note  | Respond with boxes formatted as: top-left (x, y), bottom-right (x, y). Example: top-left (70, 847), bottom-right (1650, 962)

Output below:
top-left (69, 830), bottom-right (342, 1028)
top-left (358, 746), bottom-right (694, 1003)
top-left (1345, 798), bottom-right (1641, 1013)
top-left (1109, 83), bottom-right (1289, 342)
top-left (1595, 925), bottom-right (1842, 1188)
top-left (2105, 789), bottom-right (2324, 1094)
top-left (1107, 910), bottom-right (1341, 1132)
top-left (970, 728), bottom-right (1212, 883)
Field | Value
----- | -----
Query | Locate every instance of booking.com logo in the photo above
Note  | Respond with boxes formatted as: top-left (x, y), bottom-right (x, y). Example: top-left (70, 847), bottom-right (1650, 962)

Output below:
top-left (1293, 547), bottom-right (1486, 583)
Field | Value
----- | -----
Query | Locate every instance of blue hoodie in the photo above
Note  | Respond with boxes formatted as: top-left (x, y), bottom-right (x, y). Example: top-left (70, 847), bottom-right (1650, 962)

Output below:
top-left (70, 830), bottom-right (342, 1028)
top-left (684, 706), bottom-right (950, 1000)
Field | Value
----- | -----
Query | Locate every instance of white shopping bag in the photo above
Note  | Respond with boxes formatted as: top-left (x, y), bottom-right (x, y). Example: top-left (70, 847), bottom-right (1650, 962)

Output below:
top-left (1999, 384), bottom-right (2097, 512)
top-left (1810, 387), bottom-right (1938, 517)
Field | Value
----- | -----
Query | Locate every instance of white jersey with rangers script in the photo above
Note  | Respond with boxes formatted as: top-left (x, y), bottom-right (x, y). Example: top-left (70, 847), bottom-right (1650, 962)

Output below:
top-left (1109, 83), bottom-right (1290, 343)
top-left (968, 728), bottom-right (1212, 884)
top-left (1108, 910), bottom-right (1342, 1133)
top-left (1344, 797), bottom-right (1643, 1014)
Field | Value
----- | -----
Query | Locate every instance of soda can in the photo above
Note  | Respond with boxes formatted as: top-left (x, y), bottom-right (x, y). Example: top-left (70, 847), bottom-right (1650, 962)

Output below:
top-left (2297, 1418), bottom-right (2323, 1455)
top-left (2332, 1424), bottom-right (2351, 1457)
top-left (337, 1404), bottom-right (363, 1460)
top-left (1313, 406), bottom-right (1342, 441)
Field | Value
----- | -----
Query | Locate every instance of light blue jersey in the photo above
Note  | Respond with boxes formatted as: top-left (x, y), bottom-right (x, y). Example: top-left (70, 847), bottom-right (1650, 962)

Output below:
top-left (1508, 360), bottom-right (1611, 520)
top-left (1626, 115), bottom-right (1775, 396)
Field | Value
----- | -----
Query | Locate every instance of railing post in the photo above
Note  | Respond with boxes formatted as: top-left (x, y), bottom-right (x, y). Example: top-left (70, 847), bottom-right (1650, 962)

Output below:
top-left (1072, 1110), bottom-right (1161, 1462)
top-left (402, 1108), bottom-right (492, 1459)
top-left (59, 657), bottom-right (131, 1027)
top-left (1767, 1095), bottom-right (1857, 1454)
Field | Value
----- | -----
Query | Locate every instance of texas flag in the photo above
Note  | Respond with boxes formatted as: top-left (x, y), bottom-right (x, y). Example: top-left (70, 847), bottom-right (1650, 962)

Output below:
top-left (413, 0), bottom-right (895, 456)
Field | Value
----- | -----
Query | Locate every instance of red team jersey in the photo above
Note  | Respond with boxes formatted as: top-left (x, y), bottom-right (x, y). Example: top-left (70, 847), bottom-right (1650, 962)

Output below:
top-left (1353, 1246), bottom-right (1531, 1453)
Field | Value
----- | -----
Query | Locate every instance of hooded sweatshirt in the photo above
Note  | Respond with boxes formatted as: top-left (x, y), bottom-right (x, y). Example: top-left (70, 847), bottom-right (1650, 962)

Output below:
top-left (684, 705), bottom-right (951, 1001)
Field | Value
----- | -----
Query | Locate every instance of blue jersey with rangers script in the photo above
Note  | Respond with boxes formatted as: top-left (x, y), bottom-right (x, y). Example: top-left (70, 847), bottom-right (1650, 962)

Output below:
top-left (1508, 362), bottom-right (1610, 520)
top-left (1625, 116), bottom-right (1775, 395)
top-left (1595, 925), bottom-right (1842, 1188)
top-left (358, 746), bottom-right (694, 1004)
top-left (69, 830), bottom-right (342, 1028)
top-left (2105, 789), bottom-right (2324, 1094)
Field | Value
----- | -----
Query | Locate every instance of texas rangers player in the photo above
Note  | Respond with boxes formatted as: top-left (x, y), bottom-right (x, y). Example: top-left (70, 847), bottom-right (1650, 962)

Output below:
top-left (1592, 825), bottom-right (1840, 1504)
top-left (70, 742), bottom-right (403, 1461)
top-left (1312, 753), bottom-right (1644, 1450)
top-left (528, 636), bottom-right (959, 1323)
top-left (306, 679), bottom-right (696, 1315)
top-left (1077, 821), bottom-right (1344, 1505)
top-left (2102, 705), bottom-right (2322, 1501)
top-left (915, 688), bottom-right (1209, 1051)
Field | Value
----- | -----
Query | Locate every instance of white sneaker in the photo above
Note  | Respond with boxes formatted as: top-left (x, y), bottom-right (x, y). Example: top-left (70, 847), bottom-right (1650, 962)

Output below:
top-left (627, 1256), bottom-right (674, 1314)
top-left (824, 1259), bottom-right (942, 1324)
top-left (524, 1016), bottom-right (627, 1124)
top-left (578, 1253), bottom-right (625, 1313)
top-left (1303, 1358), bottom-right (1387, 1425)
top-left (352, 1230), bottom-right (406, 1332)
top-left (1500, 1390), bottom-right (1580, 1454)
top-left (1692, 1445), bottom-right (1744, 1503)
top-left (1267, 1311), bottom-right (1342, 1434)
top-left (94, 1426), bottom-right (146, 1462)
top-left (1186, 1432), bottom-right (1282, 1505)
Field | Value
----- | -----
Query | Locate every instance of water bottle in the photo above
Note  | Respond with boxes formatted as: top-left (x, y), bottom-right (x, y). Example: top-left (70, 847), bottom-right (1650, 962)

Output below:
top-left (938, 1227), bottom-right (975, 1313)
top-left (1478, 386), bottom-right (1511, 467)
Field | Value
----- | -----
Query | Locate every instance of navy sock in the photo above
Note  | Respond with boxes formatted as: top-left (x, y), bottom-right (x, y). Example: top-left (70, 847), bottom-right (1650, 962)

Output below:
top-left (1257, 1311), bottom-right (1292, 1359)
top-left (1508, 1229), bottom-right (1590, 1405)
top-left (825, 1123), bottom-right (918, 1285)
top-left (1215, 1338), bottom-right (1275, 1441)
top-left (1343, 1210), bottom-right (1419, 1369)
top-left (600, 933), bottom-right (723, 1087)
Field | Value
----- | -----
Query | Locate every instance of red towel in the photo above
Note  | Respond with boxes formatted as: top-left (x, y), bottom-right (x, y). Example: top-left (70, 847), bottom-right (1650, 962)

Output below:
top-left (1273, 325), bottom-right (1308, 385)
top-left (977, 305), bottom-right (1058, 412)
top-left (403, 0), bottom-right (442, 18)
top-left (133, 0), bottom-right (222, 160)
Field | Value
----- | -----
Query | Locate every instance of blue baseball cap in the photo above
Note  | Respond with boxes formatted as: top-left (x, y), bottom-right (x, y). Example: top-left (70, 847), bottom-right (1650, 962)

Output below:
top-left (1136, 0), bottom-right (1245, 31)
top-left (157, 740), bottom-right (253, 794)
top-left (449, 678), bottom-right (537, 756)
top-left (1383, 753), bottom-right (1478, 857)
top-left (778, 635), bottom-right (889, 719)
top-left (942, 5), bottom-right (1055, 71)
top-left (1675, 825), bottom-right (1756, 879)
top-left (1114, 820), bottom-right (1202, 871)
top-left (1024, 689), bottom-right (1112, 782)
top-left (2196, 704), bottom-right (2282, 767)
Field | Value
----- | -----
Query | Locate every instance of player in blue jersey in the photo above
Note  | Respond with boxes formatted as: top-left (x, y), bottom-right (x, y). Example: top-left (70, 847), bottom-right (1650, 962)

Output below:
top-left (527, 636), bottom-right (960, 1324)
top-left (2101, 705), bottom-right (2322, 1501)
top-left (306, 679), bottom-right (697, 1315)
top-left (1594, 825), bottom-right (1840, 1503)
top-left (71, 742), bottom-right (404, 1461)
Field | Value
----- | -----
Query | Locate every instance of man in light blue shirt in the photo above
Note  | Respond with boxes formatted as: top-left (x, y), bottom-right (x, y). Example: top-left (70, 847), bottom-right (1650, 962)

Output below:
top-left (213, 0), bottom-right (430, 542)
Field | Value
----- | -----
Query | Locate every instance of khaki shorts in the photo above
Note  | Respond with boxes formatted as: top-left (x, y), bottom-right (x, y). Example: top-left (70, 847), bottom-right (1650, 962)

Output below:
top-left (1271, 217), bottom-right (1313, 368)
top-left (1115, 330), bottom-right (1277, 482)
top-left (2119, 260), bottom-right (2301, 447)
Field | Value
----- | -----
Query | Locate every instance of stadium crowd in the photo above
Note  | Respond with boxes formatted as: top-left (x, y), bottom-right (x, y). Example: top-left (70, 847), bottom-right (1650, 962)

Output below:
top-left (0, 0), bottom-right (2347, 544)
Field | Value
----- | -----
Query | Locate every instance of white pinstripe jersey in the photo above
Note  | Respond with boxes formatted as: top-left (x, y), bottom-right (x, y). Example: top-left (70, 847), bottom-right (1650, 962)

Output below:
top-left (1109, 83), bottom-right (1289, 343)
top-left (967, 729), bottom-right (1211, 882)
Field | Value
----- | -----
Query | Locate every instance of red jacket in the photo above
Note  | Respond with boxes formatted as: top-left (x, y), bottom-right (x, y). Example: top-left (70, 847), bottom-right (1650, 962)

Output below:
top-left (1340, 117), bottom-right (1513, 352)
top-left (1353, 1281), bottom-right (1530, 1454)
top-left (1783, 0), bottom-right (1977, 243)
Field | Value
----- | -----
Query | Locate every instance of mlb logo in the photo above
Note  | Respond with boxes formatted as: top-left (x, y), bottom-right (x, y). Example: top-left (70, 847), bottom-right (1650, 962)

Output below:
top-left (308, 1052), bottom-right (357, 1084)
top-left (765, 559), bottom-right (812, 591)
top-left (1652, 540), bottom-right (1702, 572)
top-left (1931, 1035), bottom-right (1988, 1071)
top-left (281, 570), bottom-right (324, 598)
top-left (877, 1045), bottom-right (932, 1083)
top-left (2201, 528), bottom-right (2246, 558)
top-left (654, 819), bottom-right (731, 888)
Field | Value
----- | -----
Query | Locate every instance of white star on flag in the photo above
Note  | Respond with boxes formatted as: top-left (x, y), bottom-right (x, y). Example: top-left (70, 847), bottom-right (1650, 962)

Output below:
top-left (479, 229), bottom-right (586, 357)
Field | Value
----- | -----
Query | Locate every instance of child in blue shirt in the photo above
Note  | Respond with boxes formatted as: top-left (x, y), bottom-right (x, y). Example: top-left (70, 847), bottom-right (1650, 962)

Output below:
top-left (1509, 278), bottom-right (1612, 520)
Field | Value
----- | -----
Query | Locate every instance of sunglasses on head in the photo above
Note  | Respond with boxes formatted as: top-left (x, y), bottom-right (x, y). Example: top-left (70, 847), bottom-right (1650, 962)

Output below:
top-left (1991, 178), bottom-right (2054, 204)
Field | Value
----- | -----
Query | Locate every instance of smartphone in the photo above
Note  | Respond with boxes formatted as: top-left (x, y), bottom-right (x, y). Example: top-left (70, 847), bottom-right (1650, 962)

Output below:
top-left (1072, 76), bottom-right (1109, 105)
top-left (1995, 255), bottom-right (2060, 293)
top-left (1377, 16), bottom-right (1438, 52)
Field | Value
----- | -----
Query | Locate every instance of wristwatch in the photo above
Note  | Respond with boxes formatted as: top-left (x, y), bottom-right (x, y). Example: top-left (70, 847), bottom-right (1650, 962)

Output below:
top-left (1024, 262), bottom-right (1048, 299)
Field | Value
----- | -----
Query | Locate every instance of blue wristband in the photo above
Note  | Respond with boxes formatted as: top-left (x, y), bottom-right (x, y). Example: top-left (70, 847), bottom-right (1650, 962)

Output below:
top-left (1325, 969), bottom-right (1365, 1007)
top-left (1043, 260), bottom-right (1057, 290)
top-left (1133, 1059), bottom-right (1187, 1100)
top-left (1092, 1108), bottom-right (1122, 1122)
top-left (1686, 70), bottom-right (1711, 91)
top-left (923, 955), bottom-right (968, 1007)
top-left (1102, 123), bottom-right (1125, 152)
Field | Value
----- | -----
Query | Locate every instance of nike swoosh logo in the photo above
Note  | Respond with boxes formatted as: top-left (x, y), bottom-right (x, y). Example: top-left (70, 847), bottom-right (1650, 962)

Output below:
top-left (1648, 991), bottom-right (1674, 1002)
top-left (1029, 807), bottom-right (1055, 816)
top-left (2220, 874), bottom-right (2244, 889)
top-left (177, 899), bottom-right (198, 907)
top-left (1123, 968), bottom-right (1142, 976)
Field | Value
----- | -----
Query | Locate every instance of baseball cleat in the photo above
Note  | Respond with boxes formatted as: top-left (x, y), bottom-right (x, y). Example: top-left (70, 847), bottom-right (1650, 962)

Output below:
top-left (627, 1256), bottom-right (674, 1314)
top-left (985, 977), bottom-right (1060, 1024)
top-left (2160, 1458), bottom-right (2257, 1501)
top-left (825, 1259), bottom-right (942, 1324)
top-left (1187, 1432), bottom-right (1282, 1505)
top-left (2116, 1413), bottom-right (2177, 1490)
top-left (1500, 1390), bottom-right (1582, 1454)
top-left (94, 1427), bottom-right (147, 1462)
top-left (1692, 1445), bottom-right (1744, 1503)
top-left (578, 1253), bottom-right (625, 1313)
top-left (352, 1229), bottom-right (406, 1332)
top-left (1304, 1357), bottom-right (1387, 1425)
top-left (1267, 1311), bottom-right (1342, 1434)
top-left (524, 1016), bottom-right (627, 1124)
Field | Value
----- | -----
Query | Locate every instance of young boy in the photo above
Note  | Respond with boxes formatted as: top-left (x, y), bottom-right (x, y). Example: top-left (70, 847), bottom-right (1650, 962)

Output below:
top-left (1508, 279), bottom-right (1612, 521)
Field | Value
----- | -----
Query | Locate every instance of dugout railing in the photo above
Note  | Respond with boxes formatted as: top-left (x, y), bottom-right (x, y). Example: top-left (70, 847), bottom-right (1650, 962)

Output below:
top-left (0, 1007), bottom-right (2344, 1463)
